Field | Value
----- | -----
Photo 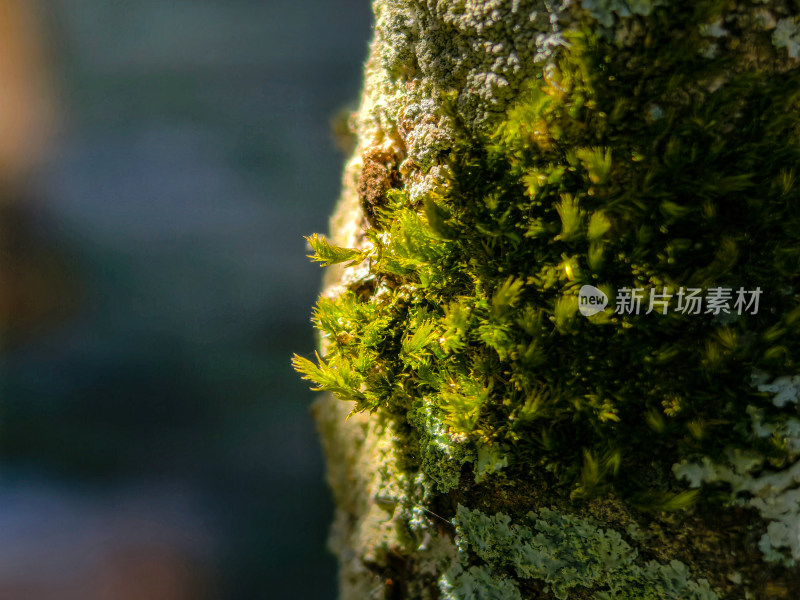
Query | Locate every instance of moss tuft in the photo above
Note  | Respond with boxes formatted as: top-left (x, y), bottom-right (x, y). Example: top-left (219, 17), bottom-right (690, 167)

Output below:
top-left (297, 0), bottom-right (800, 508)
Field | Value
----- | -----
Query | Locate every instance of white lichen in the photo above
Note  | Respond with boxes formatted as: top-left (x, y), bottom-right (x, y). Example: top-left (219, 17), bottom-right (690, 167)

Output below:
top-left (754, 372), bottom-right (800, 408)
top-left (580, 0), bottom-right (669, 28)
top-left (773, 17), bottom-right (800, 60)
top-left (699, 19), bottom-right (726, 38)
top-left (360, 0), bottom-right (576, 176)
top-left (673, 371), bottom-right (800, 565)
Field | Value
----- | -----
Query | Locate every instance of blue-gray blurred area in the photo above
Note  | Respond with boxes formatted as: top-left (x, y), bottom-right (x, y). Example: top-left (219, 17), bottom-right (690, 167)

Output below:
top-left (0, 1), bottom-right (372, 598)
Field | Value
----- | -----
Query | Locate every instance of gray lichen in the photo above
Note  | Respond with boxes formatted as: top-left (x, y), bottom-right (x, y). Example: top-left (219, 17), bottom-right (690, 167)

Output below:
top-left (441, 564), bottom-right (523, 600)
top-left (474, 444), bottom-right (510, 483)
top-left (774, 16), bottom-right (800, 59)
top-left (580, 0), bottom-right (670, 28)
top-left (673, 371), bottom-right (800, 566)
top-left (361, 0), bottom-right (575, 174)
top-left (755, 372), bottom-right (800, 409)
top-left (444, 505), bottom-right (718, 600)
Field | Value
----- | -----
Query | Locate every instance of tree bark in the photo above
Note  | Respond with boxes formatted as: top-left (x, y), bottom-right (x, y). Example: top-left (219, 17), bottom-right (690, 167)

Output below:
top-left (304, 1), bottom-right (800, 598)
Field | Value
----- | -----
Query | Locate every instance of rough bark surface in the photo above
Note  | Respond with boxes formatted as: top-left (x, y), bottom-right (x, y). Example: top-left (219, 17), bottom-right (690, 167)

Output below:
top-left (308, 1), bottom-right (800, 598)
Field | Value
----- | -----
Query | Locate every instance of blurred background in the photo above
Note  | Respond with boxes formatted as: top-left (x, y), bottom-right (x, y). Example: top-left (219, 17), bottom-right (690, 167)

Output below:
top-left (0, 0), bottom-right (372, 598)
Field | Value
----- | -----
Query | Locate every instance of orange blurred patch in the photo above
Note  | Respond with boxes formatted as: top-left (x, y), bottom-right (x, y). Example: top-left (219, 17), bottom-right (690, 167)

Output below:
top-left (0, 0), bottom-right (69, 346)
top-left (0, 0), bottom-right (55, 193)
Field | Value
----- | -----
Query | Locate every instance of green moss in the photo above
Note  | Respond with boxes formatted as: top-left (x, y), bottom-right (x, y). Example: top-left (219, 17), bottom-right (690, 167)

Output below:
top-left (408, 398), bottom-right (475, 493)
top-left (298, 6), bottom-right (800, 596)
top-left (297, 0), bottom-right (800, 512)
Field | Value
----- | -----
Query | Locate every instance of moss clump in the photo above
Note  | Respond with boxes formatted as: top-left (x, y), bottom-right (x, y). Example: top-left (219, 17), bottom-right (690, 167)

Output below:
top-left (296, 0), bottom-right (800, 517)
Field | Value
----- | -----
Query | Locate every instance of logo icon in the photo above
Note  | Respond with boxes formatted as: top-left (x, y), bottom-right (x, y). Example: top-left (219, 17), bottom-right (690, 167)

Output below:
top-left (578, 285), bottom-right (608, 317)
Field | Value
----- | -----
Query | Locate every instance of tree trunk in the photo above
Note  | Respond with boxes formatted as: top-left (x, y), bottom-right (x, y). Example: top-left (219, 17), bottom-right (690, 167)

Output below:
top-left (299, 1), bottom-right (800, 598)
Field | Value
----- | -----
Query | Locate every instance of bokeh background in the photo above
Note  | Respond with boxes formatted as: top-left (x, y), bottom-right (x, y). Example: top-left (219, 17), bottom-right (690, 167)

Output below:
top-left (0, 1), bottom-right (372, 598)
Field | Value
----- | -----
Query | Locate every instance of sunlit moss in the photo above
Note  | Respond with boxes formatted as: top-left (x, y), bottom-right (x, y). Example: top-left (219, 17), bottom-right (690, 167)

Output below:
top-left (299, 0), bottom-right (800, 593)
top-left (297, 3), bottom-right (800, 504)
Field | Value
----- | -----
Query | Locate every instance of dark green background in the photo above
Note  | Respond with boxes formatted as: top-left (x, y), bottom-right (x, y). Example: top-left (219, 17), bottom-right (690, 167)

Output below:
top-left (1, 1), bottom-right (372, 597)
